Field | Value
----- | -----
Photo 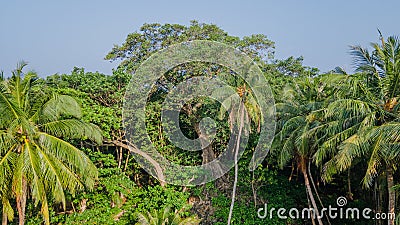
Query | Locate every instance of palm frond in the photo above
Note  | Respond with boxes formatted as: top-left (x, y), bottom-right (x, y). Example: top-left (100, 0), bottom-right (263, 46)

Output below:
top-left (25, 141), bottom-right (51, 224)
top-left (278, 127), bottom-right (301, 168)
top-left (0, 130), bottom-right (15, 155)
top-left (325, 99), bottom-right (373, 119)
top-left (1, 197), bottom-right (14, 221)
top-left (40, 119), bottom-right (102, 144)
top-left (0, 147), bottom-right (16, 198)
top-left (34, 95), bottom-right (82, 123)
top-left (0, 92), bottom-right (21, 123)
top-left (350, 45), bottom-right (378, 75)
top-left (37, 132), bottom-right (98, 189)
top-left (1, 63), bottom-right (102, 224)
top-left (362, 134), bottom-right (383, 188)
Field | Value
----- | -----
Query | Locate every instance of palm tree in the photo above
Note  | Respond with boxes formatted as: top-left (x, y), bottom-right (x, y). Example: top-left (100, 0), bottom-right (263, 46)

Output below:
top-left (273, 76), bottom-right (331, 225)
top-left (320, 34), bottom-right (400, 225)
top-left (350, 34), bottom-right (400, 105)
top-left (0, 62), bottom-right (102, 225)
top-left (135, 206), bottom-right (201, 225)
top-left (0, 70), bottom-right (14, 225)
top-left (214, 81), bottom-right (261, 225)
top-left (310, 73), bottom-right (376, 200)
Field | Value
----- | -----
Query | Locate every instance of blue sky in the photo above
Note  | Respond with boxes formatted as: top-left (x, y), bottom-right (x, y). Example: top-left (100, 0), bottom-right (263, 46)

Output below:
top-left (1, 0), bottom-right (399, 77)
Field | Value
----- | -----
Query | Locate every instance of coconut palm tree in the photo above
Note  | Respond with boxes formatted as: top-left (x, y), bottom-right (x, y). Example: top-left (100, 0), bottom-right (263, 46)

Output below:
top-left (272, 75), bottom-right (333, 225)
top-left (0, 62), bottom-right (102, 225)
top-left (214, 78), bottom-right (262, 225)
top-left (320, 34), bottom-right (400, 225)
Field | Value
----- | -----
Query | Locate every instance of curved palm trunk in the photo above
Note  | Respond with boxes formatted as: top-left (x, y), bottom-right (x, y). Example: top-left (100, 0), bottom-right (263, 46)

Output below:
top-left (386, 167), bottom-right (395, 225)
top-left (306, 189), bottom-right (317, 225)
top-left (308, 161), bottom-right (331, 225)
top-left (227, 100), bottom-right (245, 225)
top-left (301, 162), bottom-right (323, 225)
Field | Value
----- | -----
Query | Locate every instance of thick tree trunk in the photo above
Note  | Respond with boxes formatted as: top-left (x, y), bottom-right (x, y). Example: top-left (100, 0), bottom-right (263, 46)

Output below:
top-left (386, 167), bottom-right (395, 225)
top-left (194, 122), bottom-right (215, 165)
top-left (302, 165), bottom-right (323, 225)
top-left (194, 122), bottom-right (227, 185)
top-left (200, 139), bottom-right (215, 165)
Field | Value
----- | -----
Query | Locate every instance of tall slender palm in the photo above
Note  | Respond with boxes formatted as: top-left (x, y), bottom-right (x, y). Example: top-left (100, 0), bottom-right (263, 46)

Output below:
top-left (215, 82), bottom-right (261, 225)
top-left (0, 63), bottom-right (102, 225)
top-left (320, 34), bottom-right (400, 225)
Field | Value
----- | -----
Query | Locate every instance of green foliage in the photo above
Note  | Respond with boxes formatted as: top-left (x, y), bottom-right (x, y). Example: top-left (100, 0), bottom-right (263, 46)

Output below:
top-left (46, 68), bottom-right (129, 140)
top-left (210, 168), bottom-right (303, 225)
top-left (46, 150), bottom-right (195, 225)
top-left (0, 63), bottom-right (102, 224)
top-left (53, 183), bottom-right (194, 225)
top-left (4, 23), bottom-right (400, 225)
top-left (105, 21), bottom-right (275, 72)
top-left (135, 206), bottom-right (201, 225)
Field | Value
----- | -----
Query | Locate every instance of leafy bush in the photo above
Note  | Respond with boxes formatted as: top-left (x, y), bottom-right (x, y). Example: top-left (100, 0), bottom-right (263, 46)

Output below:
top-left (135, 206), bottom-right (201, 225)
